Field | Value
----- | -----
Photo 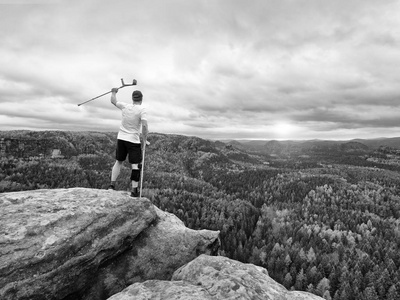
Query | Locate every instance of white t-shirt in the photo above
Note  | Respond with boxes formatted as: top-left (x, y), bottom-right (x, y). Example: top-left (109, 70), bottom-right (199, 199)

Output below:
top-left (115, 102), bottom-right (147, 144)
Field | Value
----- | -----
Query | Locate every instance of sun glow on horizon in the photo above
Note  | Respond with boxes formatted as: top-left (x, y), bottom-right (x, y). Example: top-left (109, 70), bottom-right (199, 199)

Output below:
top-left (272, 122), bottom-right (299, 139)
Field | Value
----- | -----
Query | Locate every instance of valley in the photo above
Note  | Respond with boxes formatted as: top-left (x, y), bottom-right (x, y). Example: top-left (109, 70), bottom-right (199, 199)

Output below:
top-left (1, 130), bottom-right (400, 299)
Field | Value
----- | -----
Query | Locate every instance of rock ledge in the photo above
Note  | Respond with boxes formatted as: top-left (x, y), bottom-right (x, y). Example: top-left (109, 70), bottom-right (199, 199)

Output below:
top-left (0, 188), bottom-right (219, 300)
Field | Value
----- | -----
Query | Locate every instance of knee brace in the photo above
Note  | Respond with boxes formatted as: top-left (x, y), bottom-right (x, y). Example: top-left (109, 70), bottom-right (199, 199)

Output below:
top-left (130, 169), bottom-right (140, 182)
top-left (130, 164), bottom-right (142, 182)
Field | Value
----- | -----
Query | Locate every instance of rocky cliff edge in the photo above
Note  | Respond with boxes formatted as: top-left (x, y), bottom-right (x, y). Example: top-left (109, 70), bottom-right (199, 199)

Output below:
top-left (0, 188), bottom-right (219, 300)
top-left (0, 188), bottom-right (322, 300)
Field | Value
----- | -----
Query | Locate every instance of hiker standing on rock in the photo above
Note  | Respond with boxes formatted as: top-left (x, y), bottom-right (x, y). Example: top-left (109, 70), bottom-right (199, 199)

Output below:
top-left (108, 88), bottom-right (148, 197)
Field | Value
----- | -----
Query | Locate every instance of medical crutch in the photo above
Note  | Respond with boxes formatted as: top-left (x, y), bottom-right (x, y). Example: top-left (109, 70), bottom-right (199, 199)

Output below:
top-left (139, 138), bottom-right (147, 199)
top-left (77, 79), bottom-right (137, 106)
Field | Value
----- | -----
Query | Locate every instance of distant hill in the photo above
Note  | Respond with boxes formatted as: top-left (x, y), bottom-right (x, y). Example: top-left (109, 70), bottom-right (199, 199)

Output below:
top-left (340, 141), bottom-right (369, 152)
top-left (0, 130), bottom-right (263, 179)
top-left (353, 137), bottom-right (400, 149)
top-left (4, 130), bottom-right (396, 165)
top-left (220, 137), bottom-right (400, 157)
top-left (0, 130), bottom-right (116, 158)
top-left (229, 139), bottom-right (370, 156)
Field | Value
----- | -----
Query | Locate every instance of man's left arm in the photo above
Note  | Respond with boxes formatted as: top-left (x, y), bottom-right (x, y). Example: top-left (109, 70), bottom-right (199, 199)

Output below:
top-left (141, 107), bottom-right (148, 142)
top-left (142, 120), bottom-right (148, 139)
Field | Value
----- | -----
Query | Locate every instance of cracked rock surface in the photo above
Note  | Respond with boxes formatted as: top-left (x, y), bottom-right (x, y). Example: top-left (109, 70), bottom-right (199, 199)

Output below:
top-left (0, 188), bottom-right (219, 300)
top-left (110, 255), bottom-right (323, 300)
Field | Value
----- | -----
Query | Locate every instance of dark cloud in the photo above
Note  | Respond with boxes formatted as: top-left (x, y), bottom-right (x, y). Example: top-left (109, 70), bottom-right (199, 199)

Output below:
top-left (1, 0), bottom-right (400, 140)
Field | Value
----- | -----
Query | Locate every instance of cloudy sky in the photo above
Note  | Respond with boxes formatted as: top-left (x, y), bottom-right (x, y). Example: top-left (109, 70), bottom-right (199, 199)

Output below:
top-left (1, 0), bottom-right (399, 140)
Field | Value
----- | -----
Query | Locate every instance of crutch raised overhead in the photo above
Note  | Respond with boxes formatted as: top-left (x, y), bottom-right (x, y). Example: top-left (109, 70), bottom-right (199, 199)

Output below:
top-left (77, 79), bottom-right (137, 106)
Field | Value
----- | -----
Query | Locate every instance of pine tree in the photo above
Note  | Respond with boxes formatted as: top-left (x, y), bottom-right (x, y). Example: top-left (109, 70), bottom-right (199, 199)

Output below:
top-left (363, 286), bottom-right (378, 300)
top-left (376, 268), bottom-right (391, 298)
top-left (306, 283), bottom-right (315, 294)
top-left (387, 284), bottom-right (400, 300)
top-left (285, 253), bottom-right (292, 268)
top-left (337, 282), bottom-right (352, 300)
top-left (307, 247), bottom-right (316, 263)
top-left (299, 248), bottom-right (307, 262)
top-left (322, 290), bottom-right (332, 300)
top-left (283, 272), bottom-right (293, 289)
top-left (316, 277), bottom-right (330, 297)
top-left (249, 246), bottom-right (261, 265)
top-left (295, 268), bottom-right (306, 291)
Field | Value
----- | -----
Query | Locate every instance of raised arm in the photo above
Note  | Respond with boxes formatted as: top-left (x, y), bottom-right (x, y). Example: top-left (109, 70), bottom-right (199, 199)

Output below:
top-left (110, 88), bottom-right (118, 106)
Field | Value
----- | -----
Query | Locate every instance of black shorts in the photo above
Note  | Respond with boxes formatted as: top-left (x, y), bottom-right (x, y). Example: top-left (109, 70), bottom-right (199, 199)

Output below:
top-left (115, 139), bottom-right (142, 164)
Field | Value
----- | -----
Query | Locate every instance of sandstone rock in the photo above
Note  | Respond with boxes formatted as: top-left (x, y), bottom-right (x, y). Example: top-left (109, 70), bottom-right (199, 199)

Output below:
top-left (0, 188), bottom-right (156, 300)
top-left (0, 188), bottom-right (220, 300)
top-left (84, 207), bottom-right (220, 299)
top-left (107, 280), bottom-right (212, 300)
top-left (109, 255), bottom-right (323, 300)
top-left (172, 255), bottom-right (323, 300)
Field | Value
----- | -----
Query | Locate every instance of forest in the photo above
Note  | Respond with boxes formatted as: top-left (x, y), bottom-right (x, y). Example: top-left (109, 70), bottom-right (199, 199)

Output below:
top-left (1, 130), bottom-right (400, 299)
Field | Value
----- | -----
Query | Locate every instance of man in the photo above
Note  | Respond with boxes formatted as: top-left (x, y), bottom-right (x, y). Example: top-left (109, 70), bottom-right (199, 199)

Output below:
top-left (108, 87), bottom-right (148, 197)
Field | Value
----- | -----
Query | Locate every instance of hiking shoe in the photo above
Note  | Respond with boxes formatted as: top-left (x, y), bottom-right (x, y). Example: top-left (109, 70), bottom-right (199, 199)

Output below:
top-left (131, 188), bottom-right (139, 197)
top-left (107, 184), bottom-right (115, 190)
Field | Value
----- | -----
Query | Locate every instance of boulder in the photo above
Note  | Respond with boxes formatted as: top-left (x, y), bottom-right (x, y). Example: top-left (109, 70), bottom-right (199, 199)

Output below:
top-left (0, 188), bottom-right (220, 300)
top-left (172, 255), bottom-right (323, 300)
top-left (109, 255), bottom-right (323, 300)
